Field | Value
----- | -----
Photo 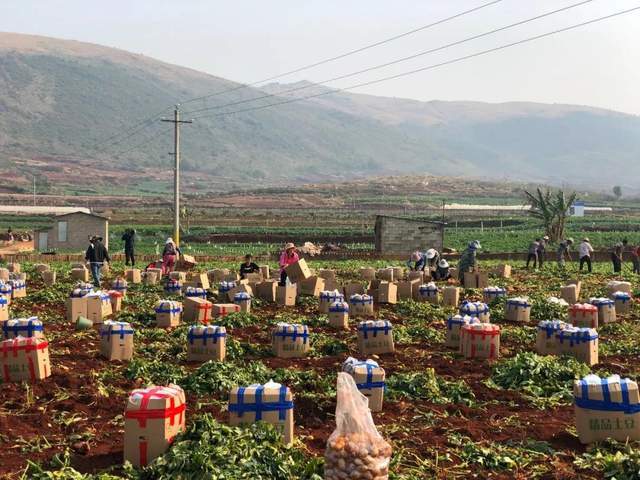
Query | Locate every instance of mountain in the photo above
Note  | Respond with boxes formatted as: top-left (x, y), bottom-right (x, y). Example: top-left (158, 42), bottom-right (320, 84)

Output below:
top-left (1, 32), bottom-right (639, 194)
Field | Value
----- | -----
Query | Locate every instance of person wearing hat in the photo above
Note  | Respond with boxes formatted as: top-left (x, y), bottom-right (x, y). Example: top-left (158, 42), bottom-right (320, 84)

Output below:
top-left (279, 243), bottom-right (299, 286)
top-left (537, 235), bottom-right (549, 269)
top-left (556, 238), bottom-right (574, 267)
top-left (611, 239), bottom-right (628, 273)
top-left (578, 237), bottom-right (594, 273)
top-left (526, 238), bottom-right (540, 269)
top-left (458, 240), bottom-right (481, 282)
top-left (434, 258), bottom-right (451, 281)
top-left (85, 235), bottom-right (110, 286)
top-left (406, 250), bottom-right (426, 272)
top-left (162, 237), bottom-right (181, 275)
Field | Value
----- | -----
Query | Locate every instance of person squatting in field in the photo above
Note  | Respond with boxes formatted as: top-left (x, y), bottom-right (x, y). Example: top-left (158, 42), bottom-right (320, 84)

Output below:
top-left (407, 249), bottom-right (440, 272)
top-left (434, 259), bottom-right (451, 281)
top-left (557, 238), bottom-right (573, 267)
top-left (239, 254), bottom-right (260, 279)
top-left (279, 243), bottom-right (299, 286)
top-left (162, 237), bottom-right (181, 275)
top-left (579, 238), bottom-right (594, 273)
top-left (85, 235), bottom-right (110, 286)
top-left (458, 240), bottom-right (481, 282)
top-left (526, 238), bottom-right (540, 269)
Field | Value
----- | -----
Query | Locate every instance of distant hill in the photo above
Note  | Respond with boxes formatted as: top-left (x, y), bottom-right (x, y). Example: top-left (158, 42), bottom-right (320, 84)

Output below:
top-left (1, 32), bottom-right (639, 194)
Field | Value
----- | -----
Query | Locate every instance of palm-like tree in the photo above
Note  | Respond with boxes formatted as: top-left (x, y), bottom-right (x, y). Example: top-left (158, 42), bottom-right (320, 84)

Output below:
top-left (524, 188), bottom-right (577, 242)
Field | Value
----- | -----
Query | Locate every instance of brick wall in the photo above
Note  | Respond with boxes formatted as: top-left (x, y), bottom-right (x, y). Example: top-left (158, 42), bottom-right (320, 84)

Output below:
top-left (36, 213), bottom-right (109, 252)
top-left (375, 216), bottom-right (443, 254)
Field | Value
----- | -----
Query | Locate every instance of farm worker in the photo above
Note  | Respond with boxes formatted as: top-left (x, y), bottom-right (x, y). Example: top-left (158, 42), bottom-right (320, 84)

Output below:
top-left (526, 239), bottom-right (540, 269)
top-left (406, 251), bottom-right (426, 271)
top-left (434, 259), bottom-right (451, 281)
top-left (85, 235), bottom-right (110, 287)
top-left (425, 248), bottom-right (441, 272)
top-left (611, 239), bottom-right (628, 273)
top-left (537, 236), bottom-right (549, 269)
top-left (631, 244), bottom-right (640, 274)
top-left (458, 240), bottom-right (481, 282)
top-left (162, 237), bottom-right (181, 275)
top-left (279, 243), bottom-right (299, 286)
top-left (556, 238), bottom-right (574, 267)
top-left (121, 229), bottom-right (136, 266)
top-left (578, 238), bottom-right (594, 273)
top-left (239, 254), bottom-right (260, 279)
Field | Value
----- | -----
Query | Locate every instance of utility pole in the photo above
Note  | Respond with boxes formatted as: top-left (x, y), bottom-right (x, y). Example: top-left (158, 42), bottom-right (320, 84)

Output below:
top-left (161, 106), bottom-right (192, 246)
top-left (32, 175), bottom-right (36, 206)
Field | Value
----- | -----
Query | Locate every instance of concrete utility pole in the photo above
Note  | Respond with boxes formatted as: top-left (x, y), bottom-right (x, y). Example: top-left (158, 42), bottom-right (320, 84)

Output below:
top-left (161, 106), bottom-right (192, 246)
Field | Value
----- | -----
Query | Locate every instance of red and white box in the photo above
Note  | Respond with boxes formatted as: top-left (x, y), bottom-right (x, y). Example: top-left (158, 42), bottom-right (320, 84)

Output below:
top-left (1, 336), bottom-right (51, 382)
top-left (213, 303), bottom-right (240, 318)
top-left (459, 323), bottom-right (500, 359)
top-left (124, 385), bottom-right (186, 467)
top-left (569, 303), bottom-right (598, 329)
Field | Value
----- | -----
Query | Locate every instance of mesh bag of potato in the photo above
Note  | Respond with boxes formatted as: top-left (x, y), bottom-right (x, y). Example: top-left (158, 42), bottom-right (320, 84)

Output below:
top-left (324, 372), bottom-right (392, 480)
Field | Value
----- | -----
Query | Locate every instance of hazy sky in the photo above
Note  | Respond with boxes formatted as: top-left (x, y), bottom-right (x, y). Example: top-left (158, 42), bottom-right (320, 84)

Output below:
top-left (2, 0), bottom-right (640, 114)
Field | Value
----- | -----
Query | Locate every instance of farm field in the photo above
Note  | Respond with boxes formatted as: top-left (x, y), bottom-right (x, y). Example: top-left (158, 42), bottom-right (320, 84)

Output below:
top-left (1, 259), bottom-right (639, 479)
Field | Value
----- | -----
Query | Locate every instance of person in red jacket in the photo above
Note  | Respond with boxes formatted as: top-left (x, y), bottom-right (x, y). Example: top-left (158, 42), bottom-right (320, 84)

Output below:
top-left (279, 243), bottom-right (299, 286)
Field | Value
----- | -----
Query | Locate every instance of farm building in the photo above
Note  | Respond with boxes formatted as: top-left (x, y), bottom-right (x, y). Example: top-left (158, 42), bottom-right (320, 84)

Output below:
top-left (34, 211), bottom-right (109, 252)
top-left (374, 215), bottom-right (444, 254)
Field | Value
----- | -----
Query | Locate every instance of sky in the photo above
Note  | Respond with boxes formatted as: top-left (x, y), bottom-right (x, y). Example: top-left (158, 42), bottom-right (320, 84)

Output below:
top-left (1, 0), bottom-right (640, 114)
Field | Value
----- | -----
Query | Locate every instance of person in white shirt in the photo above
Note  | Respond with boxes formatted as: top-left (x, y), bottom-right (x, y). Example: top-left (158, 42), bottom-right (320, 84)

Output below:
top-left (579, 237), bottom-right (594, 273)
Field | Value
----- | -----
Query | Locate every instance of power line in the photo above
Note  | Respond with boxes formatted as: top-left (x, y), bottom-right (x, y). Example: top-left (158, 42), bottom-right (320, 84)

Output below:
top-left (191, 6), bottom-right (640, 121)
top-left (111, 126), bottom-right (169, 159)
top-left (184, 0), bottom-right (595, 116)
top-left (179, 0), bottom-right (503, 106)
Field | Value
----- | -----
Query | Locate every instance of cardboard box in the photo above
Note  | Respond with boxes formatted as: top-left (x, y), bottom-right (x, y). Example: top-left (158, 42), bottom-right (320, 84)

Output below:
top-left (105, 290), bottom-right (122, 313)
top-left (328, 301), bottom-right (349, 329)
top-left (256, 280), bottom-right (278, 302)
top-left (569, 304), bottom-right (598, 329)
top-left (259, 265), bottom-right (270, 279)
top-left (186, 325), bottom-right (226, 362)
top-left (272, 323), bottom-right (310, 358)
top-left (112, 278), bottom-right (128, 296)
top-left (233, 292), bottom-right (252, 313)
top-left (483, 287), bottom-right (507, 304)
top-left (276, 285), bottom-right (296, 306)
top-left (463, 271), bottom-right (489, 289)
top-left (155, 300), bottom-right (182, 328)
top-left (169, 271), bottom-right (187, 282)
top-left (284, 259), bottom-right (311, 284)
top-left (418, 283), bottom-right (439, 304)
top-left (573, 374), bottom-right (640, 444)
top-left (377, 281), bottom-right (397, 304)
top-left (41, 270), bottom-right (57, 286)
top-left (124, 385), bottom-right (186, 467)
top-left (607, 281), bottom-right (631, 297)
top-left (142, 271), bottom-right (159, 286)
top-left (183, 297), bottom-right (213, 324)
top-left (187, 272), bottom-right (210, 290)
top-left (557, 327), bottom-right (598, 365)
top-left (342, 357), bottom-right (385, 412)
top-left (460, 323), bottom-right (500, 359)
top-left (445, 315), bottom-right (477, 348)
top-left (442, 286), bottom-right (460, 307)
top-left (224, 272), bottom-right (240, 282)
top-left (71, 267), bottom-right (90, 282)
top-left (86, 292), bottom-right (113, 324)
top-left (343, 282), bottom-right (366, 298)
top-left (397, 279), bottom-right (420, 301)
top-left (407, 271), bottom-right (424, 283)
top-left (357, 320), bottom-right (394, 355)
top-left (612, 292), bottom-right (632, 315)
top-left (184, 286), bottom-right (208, 300)
top-left (0, 283), bottom-right (11, 305)
top-left (208, 269), bottom-right (230, 284)
top-left (229, 381), bottom-right (294, 445)
top-left (319, 290), bottom-right (344, 314)
top-left (212, 303), bottom-right (240, 318)
top-left (218, 281), bottom-right (237, 301)
top-left (66, 296), bottom-right (88, 323)
top-left (505, 298), bottom-right (531, 322)
top-left (177, 254), bottom-right (197, 270)
top-left (0, 336), bottom-right (50, 382)
top-left (164, 279), bottom-right (182, 296)
top-left (459, 301), bottom-right (490, 323)
top-left (392, 266), bottom-right (404, 280)
top-left (493, 264), bottom-right (512, 278)
top-left (590, 298), bottom-right (616, 324)
top-left (125, 269), bottom-right (142, 284)
top-left (10, 272), bottom-right (27, 282)
top-left (298, 276), bottom-right (325, 297)
top-left (360, 267), bottom-right (376, 281)
top-left (243, 273), bottom-right (263, 285)
top-left (561, 284), bottom-right (580, 304)
top-left (536, 320), bottom-right (570, 356)
top-left (227, 284), bottom-right (253, 302)
top-left (0, 268), bottom-right (9, 281)
top-left (8, 280), bottom-right (26, 299)
top-left (2, 317), bottom-right (43, 340)
top-left (322, 278), bottom-right (341, 293)
top-left (349, 294), bottom-right (374, 317)
top-left (376, 268), bottom-right (394, 282)
top-left (7, 263), bottom-right (20, 273)
top-left (34, 263), bottom-right (50, 273)
top-left (100, 321), bottom-right (134, 361)
top-left (319, 269), bottom-right (337, 282)
top-left (147, 267), bottom-right (163, 280)
top-left (0, 296), bottom-right (8, 321)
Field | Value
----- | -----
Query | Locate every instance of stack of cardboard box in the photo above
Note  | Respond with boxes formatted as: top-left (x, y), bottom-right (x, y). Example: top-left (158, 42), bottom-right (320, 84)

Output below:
top-left (463, 270), bottom-right (489, 289)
